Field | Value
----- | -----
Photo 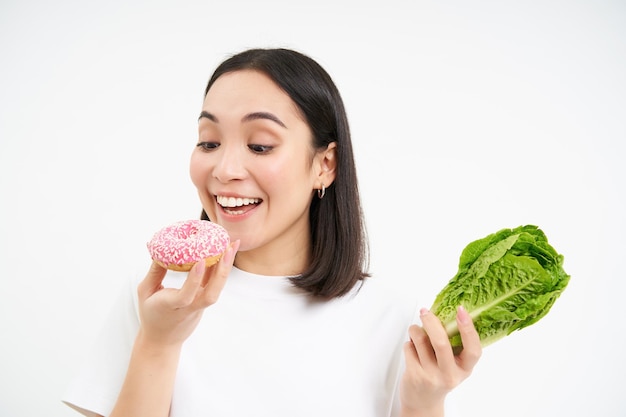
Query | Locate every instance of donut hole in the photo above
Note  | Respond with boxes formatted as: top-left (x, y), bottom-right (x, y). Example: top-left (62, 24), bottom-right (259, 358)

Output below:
top-left (176, 223), bottom-right (200, 240)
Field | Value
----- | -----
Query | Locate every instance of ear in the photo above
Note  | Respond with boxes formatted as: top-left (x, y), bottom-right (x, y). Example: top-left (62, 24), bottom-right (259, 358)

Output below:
top-left (314, 142), bottom-right (337, 189)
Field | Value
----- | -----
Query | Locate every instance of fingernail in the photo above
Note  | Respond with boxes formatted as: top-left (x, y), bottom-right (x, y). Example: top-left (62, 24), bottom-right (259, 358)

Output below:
top-left (457, 305), bottom-right (470, 324)
top-left (223, 240), bottom-right (240, 264)
top-left (194, 259), bottom-right (206, 274)
top-left (420, 308), bottom-right (431, 317)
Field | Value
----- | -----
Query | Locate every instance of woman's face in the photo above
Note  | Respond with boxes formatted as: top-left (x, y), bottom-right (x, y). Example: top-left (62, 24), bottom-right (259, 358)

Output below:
top-left (190, 70), bottom-right (333, 275)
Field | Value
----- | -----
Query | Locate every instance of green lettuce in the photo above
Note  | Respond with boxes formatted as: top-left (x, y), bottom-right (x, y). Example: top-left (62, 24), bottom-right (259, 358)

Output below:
top-left (431, 225), bottom-right (570, 353)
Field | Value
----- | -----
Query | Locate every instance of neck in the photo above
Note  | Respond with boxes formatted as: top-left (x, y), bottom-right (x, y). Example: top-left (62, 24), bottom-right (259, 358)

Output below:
top-left (234, 237), bottom-right (310, 277)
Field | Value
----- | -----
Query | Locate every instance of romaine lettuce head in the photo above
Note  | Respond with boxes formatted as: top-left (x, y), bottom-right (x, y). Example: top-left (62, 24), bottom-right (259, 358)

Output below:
top-left (431, 225), bottom-right (570, 354)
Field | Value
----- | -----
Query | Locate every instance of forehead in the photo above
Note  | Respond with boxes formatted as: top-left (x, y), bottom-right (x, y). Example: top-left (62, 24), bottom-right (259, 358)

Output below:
top-left (204, 70), bottom-right (296, 112)
top-left (201, 70), bottom-right (311, 140)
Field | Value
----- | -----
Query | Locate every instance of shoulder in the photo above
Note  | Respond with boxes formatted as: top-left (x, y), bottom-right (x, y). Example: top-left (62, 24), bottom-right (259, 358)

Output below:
top-left (342, 275), bottom-right (420, 328)
top-left (353, 274), bottom-right (418, 307)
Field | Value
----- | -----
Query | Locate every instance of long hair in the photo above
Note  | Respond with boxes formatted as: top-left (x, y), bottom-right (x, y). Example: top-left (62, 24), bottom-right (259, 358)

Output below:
top-left (201, 48), bottom-right (369, 299)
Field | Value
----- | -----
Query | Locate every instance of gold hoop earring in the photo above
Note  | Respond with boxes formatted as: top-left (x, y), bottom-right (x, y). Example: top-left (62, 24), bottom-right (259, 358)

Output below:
top-left (317, 184), bottom-right (326, 199)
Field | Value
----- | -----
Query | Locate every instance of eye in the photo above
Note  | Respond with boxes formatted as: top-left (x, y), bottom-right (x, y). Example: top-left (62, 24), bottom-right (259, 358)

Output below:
top-left (196, 142), bottom-right (219, 151)
top-left (248, 144), bottom-right (273, 154)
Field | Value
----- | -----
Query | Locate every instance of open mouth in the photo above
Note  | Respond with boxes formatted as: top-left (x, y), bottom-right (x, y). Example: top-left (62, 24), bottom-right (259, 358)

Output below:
top-left (216, 195), bottom-right (262, 215)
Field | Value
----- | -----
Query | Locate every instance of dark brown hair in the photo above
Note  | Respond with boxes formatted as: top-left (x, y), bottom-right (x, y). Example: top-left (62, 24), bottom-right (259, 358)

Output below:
top-left (201, 48), bottom-right (369, 299)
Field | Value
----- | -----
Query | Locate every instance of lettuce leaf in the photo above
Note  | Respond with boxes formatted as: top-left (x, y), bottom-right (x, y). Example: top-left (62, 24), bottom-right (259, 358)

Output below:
top-left (431, 225), bottom-right (570, 353)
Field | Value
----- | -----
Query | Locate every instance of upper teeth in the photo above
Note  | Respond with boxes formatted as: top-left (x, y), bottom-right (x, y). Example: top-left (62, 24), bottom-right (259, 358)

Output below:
top-left (217, 196), bottom-right (261, 208)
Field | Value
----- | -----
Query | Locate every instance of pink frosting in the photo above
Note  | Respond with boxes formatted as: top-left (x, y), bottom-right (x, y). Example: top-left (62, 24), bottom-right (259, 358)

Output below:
top-left (147, 220), bottom-right (230, 267)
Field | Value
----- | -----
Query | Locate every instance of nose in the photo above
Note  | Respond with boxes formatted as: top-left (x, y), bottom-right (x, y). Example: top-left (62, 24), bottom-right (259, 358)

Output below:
top-left (212, 144), bottom-right (247, 183)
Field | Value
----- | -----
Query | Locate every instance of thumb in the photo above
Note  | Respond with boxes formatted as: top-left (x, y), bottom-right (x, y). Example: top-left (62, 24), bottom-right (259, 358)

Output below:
top-left (138, 261), bottom-right (167, 299)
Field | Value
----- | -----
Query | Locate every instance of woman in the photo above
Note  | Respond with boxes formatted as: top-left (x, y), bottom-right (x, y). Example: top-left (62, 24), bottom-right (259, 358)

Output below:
top-left (63, 48), bottom-right (481, 417)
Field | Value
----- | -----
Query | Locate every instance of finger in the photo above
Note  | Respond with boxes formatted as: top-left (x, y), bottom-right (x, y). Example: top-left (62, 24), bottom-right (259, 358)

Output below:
top-left (198, 239), bottom-right (240, 306)
top-left (137, 261), bottom-right (167, 299)
top-left (173, 258), bottom-right (205, 308)
top-left (419, 308), bottom-right (456, 373)
top-left (407, 323), bottom-right (436, 369)
top-left (403, 336), bottom-right (421, 374)
top-left (456, 306), bottom-right (482, 370)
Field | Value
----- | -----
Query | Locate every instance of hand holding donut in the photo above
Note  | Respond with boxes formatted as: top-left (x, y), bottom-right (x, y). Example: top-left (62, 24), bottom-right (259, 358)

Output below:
top-left (137, 220), bottom-right (238, 347)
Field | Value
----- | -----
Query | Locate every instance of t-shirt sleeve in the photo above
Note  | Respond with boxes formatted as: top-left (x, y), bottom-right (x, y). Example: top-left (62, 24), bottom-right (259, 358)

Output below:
top-left (62, 274), bottom-right (141, 416)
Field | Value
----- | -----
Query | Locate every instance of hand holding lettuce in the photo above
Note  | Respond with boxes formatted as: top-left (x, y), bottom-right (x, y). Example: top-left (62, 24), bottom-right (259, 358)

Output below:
top-left (431, 225), bottom-right (570, 354)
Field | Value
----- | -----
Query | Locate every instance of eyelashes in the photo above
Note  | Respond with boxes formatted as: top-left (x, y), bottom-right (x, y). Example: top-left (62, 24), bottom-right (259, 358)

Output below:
top-left (196, 142), bottom-right (219, 151)
top-left (196, 142), bottom-right (274, 155)
top-left (247, 144), bottom-right (273, 154)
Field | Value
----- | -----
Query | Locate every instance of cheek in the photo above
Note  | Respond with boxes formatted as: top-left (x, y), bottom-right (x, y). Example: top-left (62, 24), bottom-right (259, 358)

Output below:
top-left (189, 153), bottom-right (217, 219)
top-left (262, 155), bottom-right (314, 198)
top-left (189, 152), bottom-right (207, 189)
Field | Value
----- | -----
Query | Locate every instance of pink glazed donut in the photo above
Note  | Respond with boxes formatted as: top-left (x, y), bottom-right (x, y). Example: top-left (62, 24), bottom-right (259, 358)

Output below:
top-left (147, 220), bottom-right (230, 272)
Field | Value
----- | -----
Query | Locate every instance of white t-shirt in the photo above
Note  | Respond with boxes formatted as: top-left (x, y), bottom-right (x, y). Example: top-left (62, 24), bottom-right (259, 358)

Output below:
top-left (63, 266), bottom-right (419, 417)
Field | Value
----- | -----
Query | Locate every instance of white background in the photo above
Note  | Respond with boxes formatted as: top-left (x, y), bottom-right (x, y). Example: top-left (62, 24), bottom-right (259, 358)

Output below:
top-left (1, 1), bottom-right (624, 416)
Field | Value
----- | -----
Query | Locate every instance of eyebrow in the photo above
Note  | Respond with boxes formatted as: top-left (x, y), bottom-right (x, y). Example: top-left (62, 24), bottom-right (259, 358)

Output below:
top-left (198, 110), bottom-right (287, 128)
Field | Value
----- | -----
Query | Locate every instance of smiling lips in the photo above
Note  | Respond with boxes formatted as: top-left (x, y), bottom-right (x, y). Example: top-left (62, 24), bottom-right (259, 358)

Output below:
top-left (216, 195), bottom-right (261, 215)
